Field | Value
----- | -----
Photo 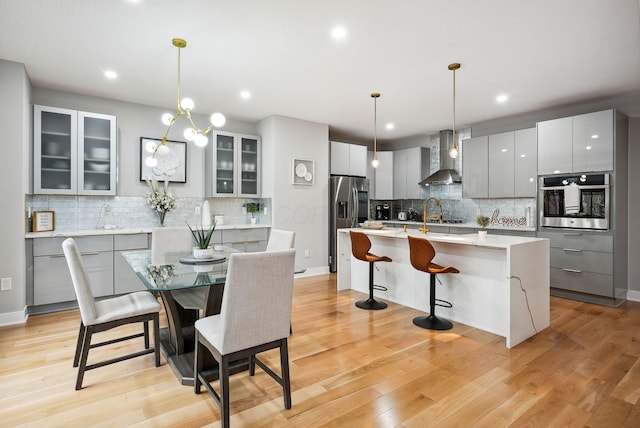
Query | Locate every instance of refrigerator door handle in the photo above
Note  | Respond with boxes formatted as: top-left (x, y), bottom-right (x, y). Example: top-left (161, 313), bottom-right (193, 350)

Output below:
top-left (352, 186), bottom-right (359, 227)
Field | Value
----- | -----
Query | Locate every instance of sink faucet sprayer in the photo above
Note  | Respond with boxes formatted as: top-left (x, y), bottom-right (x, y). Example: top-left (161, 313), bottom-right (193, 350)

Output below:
top-left (418, 197), bottom-right (443, 234)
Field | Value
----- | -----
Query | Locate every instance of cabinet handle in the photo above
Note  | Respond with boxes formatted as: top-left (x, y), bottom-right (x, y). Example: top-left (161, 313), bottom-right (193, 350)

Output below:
top-left (80, 251), bottom-right (100, 256)
top-left (562, 268), bottom-right (582, 273)
top-left (562, 248), bottom-right (583, 253)
top-left (49, 254), bottom-right (66, 258)
top-left (563, 232), bottom-right (582, 236)
top-left (246, 240), bottom-right (260, 244)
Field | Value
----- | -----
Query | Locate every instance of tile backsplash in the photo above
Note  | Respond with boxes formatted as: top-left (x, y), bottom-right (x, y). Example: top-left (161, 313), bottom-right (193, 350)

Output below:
top-left (26, 195), bottom-right (271, 232)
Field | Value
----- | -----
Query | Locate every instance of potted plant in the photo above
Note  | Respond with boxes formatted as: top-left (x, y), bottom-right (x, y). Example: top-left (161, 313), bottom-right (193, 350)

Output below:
top-left (476, 215), bottom-right (490, 239)
top-left (244, 202), bottom-right (261, 224)
top-left (187, 222), bottom-right (216, 258)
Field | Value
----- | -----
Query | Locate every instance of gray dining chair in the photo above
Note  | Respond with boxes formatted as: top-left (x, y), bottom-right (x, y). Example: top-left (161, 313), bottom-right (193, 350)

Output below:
top-left (194, 249), bottom-right (295, 427)
top-left (151, 226), bottom-right (193, 265)
top-left (265, 229), bottom-right (295, 251)
top-left (62, 238), bottom-right (161, 390)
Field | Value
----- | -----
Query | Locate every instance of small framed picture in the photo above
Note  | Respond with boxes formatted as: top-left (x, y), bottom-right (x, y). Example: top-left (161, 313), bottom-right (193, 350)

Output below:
top-left (139, 137), bottom-right (187, 183)
top-left (292, 158), bottom-right (314, 185)
top-left (33, 211), bottom-right (55, 232)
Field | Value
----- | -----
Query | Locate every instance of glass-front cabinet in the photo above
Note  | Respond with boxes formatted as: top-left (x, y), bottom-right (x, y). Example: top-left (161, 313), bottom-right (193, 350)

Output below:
top-left (34, 105), bottom-right (116, 195)
top-left (206, 131), bottom-right (260, 197)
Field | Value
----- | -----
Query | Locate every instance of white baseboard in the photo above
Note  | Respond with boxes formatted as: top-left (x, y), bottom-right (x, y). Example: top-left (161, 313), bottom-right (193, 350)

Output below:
top-left (0, 307), bottom-right (28, 327)
top-left (295, 266), bottom-right (330, 279)
top-left (627, 290), bottom-right (640, 302)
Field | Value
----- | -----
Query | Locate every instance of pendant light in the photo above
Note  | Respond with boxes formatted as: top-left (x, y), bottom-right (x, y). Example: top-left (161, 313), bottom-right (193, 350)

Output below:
top-left (145, 38), bottom-right (226, 168)
top-left (448, 63), bottom-right (460, 159)
top-left (371, 92), bottom-right (381, 168)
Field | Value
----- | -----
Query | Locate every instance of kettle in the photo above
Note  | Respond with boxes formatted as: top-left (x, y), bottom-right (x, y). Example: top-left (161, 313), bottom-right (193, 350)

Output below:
top-left (398, 211), bottom-right (407, 221)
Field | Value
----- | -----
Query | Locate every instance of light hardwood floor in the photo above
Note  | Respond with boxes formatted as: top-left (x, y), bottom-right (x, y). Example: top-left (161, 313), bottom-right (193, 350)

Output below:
top-left (2, 274), bottom-right (640, 427)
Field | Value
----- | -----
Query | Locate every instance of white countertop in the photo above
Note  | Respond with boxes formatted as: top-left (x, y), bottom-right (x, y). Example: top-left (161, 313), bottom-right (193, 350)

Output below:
top-left (25, 224), bottom-right (271, 238)
top-left (340, 227), bottom-right (546, 249)
top-left (381, 220), bottom-right (536, 232)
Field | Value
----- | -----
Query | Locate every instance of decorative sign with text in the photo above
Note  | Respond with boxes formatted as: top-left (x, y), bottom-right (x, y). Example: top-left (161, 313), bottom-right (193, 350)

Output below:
top-left (490, 209), bottom-right (526, 227)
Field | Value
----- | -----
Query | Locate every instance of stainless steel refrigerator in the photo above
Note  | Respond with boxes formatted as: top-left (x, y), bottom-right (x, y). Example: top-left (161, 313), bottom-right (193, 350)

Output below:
top-left (329, 175), bottom-right (369, 272)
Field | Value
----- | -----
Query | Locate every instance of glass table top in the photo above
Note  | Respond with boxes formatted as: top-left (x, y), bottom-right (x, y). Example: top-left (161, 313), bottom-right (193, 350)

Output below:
top-left (121, 246), bottom-right (242, 291)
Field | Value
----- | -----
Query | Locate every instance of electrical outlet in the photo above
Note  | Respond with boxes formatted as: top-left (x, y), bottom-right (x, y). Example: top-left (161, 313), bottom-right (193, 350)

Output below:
top-left (195, 206), bottom-right (201, 215)
top-left (1, 277), bottom-right (12, 291)
top-left (304, 249), bottom-right (310, 258)
top-left (263, 206), bottom-right (268, 215)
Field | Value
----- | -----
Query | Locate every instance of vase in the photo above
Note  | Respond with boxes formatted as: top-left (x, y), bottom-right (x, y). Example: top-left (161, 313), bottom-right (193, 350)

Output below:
top-left (478, 230), bottom-right (487, 239)
top-left (250, 217), bottom-right (257, 225)
top-left (158, 211), bottom-right (166, 226)
top-left (193, 247), bottom-right (214, 259)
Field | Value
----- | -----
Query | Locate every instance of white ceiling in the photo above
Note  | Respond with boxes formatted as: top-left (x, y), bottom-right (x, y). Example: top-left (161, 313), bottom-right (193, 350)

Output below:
top-left (1, 0), bottom-right (639, 144)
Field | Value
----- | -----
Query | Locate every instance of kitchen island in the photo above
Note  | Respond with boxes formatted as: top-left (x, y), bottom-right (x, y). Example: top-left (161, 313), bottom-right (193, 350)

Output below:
top-left (337, 228), bottom-right (550, 348)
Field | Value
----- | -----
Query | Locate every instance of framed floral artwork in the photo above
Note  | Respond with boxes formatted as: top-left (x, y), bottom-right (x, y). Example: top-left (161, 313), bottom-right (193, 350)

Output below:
top-left (139, 137), bottom-right (187, 183)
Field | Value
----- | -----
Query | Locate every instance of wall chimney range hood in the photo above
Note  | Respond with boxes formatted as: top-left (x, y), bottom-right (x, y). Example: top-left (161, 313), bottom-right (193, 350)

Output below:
top-left (419, 130), bottom-right (461, 186)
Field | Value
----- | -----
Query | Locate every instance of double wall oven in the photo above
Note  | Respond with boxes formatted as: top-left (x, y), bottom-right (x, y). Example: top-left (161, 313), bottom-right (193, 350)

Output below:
top-left (539, 173), bottom-right (610, 230)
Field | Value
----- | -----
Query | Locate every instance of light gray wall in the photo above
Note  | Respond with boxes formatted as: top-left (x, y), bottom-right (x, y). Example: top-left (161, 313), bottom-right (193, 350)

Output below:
top-left (628, 118), bottom-right (640, 293)
top-left (0, 59), bottom-right (30, 323)
top-left (31, 87), bottom-right (257, 198)
top-left (258, 115), bottom-right (329, 273)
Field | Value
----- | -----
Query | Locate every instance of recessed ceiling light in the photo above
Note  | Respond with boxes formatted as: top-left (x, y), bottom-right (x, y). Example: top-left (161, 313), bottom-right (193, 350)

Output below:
top-left (501, 148), bottom-right (507, 152)
top-left (331, 26), bottom-right (347, 40)
top-left (591, 134), bottom-right (599, 139)
top-left (520, 154), bottom-right (526, 158)
top-left (240, 90), bottom-right (251, 99)
top-left (104, 70), bottom-right (117, 80)
top-left (385, 123), bottom-right (394, 130)
top-left (496, 94), bottom-right (509, 103)
top-left (586, 146), bottom-right (592, 150)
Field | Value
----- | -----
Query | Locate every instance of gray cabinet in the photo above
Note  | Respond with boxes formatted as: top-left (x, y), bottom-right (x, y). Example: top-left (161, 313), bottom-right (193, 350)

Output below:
top-left (393, 147), bottom-right (428, 199)
top-left (373, 151), bottom-right (394, 200)
top-left (330, 141), bottom-right (367, 177)
top-left (114, 234), bottom-right (150, 294)
top-left (33, 235), bottom-right (113, 305)
top-left (34, 105), bottom-right (117, 195)
top-left (488, 132), bottom-right (515, 198)
top-left (537, 109), bottom-right (614, 174)
top-left (221, 228), bottom-right (268, 252)
top-left (537, 230), bottom-right (621, 305)
top-left (513, 128), bottom-right (537, 197)
top-left (206, 132), bottom-right (261, 197)
top-left (462, 136), bottom-right (488, 198)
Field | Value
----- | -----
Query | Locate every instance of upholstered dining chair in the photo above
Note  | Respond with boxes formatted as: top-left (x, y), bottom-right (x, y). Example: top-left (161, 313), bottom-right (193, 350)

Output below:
top-left (266, 229), bottom-right (296, 251)
top-left (194, 249), bottom-right (296, 428)
top-left (151, 226), bottom-right (193, 265)
top-left (62, 238), bottom-right (161, 390)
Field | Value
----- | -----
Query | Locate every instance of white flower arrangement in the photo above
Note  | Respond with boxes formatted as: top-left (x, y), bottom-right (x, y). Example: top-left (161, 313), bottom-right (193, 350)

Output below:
top-left (145, 178), bottom-right (177, 214)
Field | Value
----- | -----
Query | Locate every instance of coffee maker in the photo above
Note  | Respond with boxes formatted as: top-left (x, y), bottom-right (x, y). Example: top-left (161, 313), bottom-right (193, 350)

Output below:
top-left (375, 204), bottom-right (390, 220)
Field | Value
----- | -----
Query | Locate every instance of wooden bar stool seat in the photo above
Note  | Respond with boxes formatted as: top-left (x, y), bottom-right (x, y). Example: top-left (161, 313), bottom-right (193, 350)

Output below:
top-left (350, 231), bottom-right (392, 310)
top-left (408, 235), bottom-right (459, 330)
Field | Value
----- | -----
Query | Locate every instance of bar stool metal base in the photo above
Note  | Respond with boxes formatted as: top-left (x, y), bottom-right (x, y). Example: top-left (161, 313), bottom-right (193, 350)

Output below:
top-left (355, 298), bottom-right (388, 310)
top-left (413, 314), bottom-right (453, 330)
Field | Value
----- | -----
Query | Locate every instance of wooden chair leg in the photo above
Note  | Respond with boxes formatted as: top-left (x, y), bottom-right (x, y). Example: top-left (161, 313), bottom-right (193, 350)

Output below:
top-left (220, 356), bottom-right (231, 428)
top-left (153, 314), bottom-right (160, 367)
top-left (73, 322), bottom-right (85, 368)
top-left (143, 321), bottom-right (150, 349)
top-left (194, 331), bottom-right (203, 394)
top-left (75, 325), bottom-right (93, 390)
top-left (280, 338), bottom-right (292, 409)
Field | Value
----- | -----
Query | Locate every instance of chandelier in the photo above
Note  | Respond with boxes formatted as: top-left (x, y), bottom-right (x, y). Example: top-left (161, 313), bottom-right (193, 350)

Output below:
top-left (448, 63), bottom-right (460, 159)
top-left (371, 92), bottom-right (380, 168)
top-left (145, 38), bottom-right (226, 167)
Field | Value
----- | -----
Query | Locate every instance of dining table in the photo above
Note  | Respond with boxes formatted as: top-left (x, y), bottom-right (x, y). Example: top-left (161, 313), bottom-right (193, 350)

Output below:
top-left (121, 246), bottom-right (244, 386)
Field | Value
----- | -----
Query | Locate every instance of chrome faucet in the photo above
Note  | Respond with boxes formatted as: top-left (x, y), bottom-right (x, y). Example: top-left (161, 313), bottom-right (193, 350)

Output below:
top-left (418, 197), bottom-right (444, 234)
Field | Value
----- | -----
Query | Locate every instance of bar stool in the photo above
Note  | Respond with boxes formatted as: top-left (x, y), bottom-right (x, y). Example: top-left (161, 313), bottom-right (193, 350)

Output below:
top-left (407, 235), bottom-right (459, 330)
top-left (350, 231), bottom-right (392, 310)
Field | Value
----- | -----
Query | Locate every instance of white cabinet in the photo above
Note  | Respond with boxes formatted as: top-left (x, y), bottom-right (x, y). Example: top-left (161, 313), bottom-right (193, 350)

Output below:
top-left (393, 147), bottom-right (428, 199)
top-left (34, 105), bottom-right (117, 195)
top-left (462, 136), bottom-right (489, 198)
top-left (538, 109), bottom-right (613, 174)
top-left (330, 141), bottom-right (367, 177)
top-left (373, 151), bottom-right (394, 199)
top-left (488, 132), bottom-right (515, 198)
top-left (514, 128), bottom-right (537, 197)
top-left (206, 131), bottom-right (261, 197)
